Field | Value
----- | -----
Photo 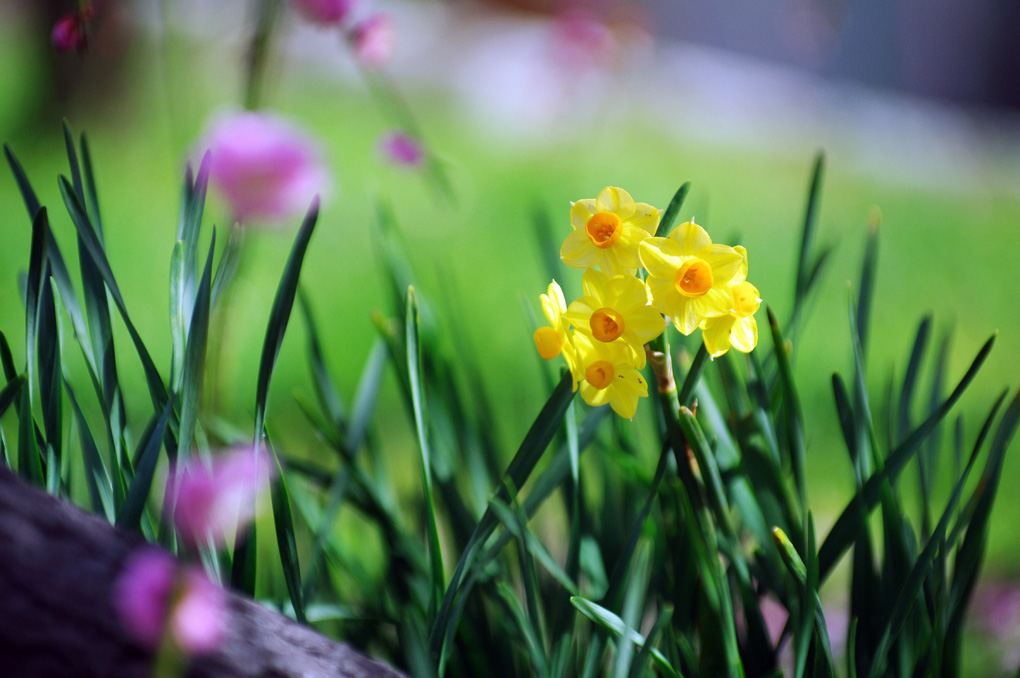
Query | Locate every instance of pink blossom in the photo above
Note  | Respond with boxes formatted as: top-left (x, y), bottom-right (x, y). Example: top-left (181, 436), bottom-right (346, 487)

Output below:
top-left (170, 446), bottom-right (275, 547)
top-left (113, 549), bottom-right (176, 648)
top-left (551, 9), bottom-right (616, 72)
top-left (291, 0), bottom-right (356, 26)
top-left (114, 548), bottom-right (227, 654)
top-left (171, 570), bottom-right (228, 653)
top-left (351, 13), bottom-right (394, 68)
top-left (378, 131), bottom-right (424, 167)
top-left (196, 112), bottom-right (330, 223)
top-left (51, 6), bottom-right (92, 54)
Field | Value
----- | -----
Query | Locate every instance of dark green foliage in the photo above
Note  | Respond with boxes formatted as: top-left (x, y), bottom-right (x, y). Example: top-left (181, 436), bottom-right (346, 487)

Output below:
top-left (1, 134), bottom-right (1016, 678)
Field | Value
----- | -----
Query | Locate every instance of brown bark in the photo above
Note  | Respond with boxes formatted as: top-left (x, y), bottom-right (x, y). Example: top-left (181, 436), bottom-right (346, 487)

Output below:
top-left (0, 466), bottom-right (405, 678)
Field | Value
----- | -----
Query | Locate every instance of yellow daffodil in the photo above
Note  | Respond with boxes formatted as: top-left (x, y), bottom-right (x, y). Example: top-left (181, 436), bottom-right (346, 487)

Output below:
top-left (564, 269), bottom-right (665, 368)
top-left (701, 281), bottom-right (762, 358)
top-left (533, 280), bottom-right (578, 374)
top-left (573, 332), bottom-right (648, 419)
top-left (638, 221), bottom-right (746, 335)
top-left (560, 187), bottom-right (660, 276)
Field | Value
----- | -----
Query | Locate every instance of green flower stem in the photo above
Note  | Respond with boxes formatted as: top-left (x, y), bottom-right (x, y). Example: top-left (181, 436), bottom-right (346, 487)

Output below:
top-left (647, 331), bottom-right (747, 678)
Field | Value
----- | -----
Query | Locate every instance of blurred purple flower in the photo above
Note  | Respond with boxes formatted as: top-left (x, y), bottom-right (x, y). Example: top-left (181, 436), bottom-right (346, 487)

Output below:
top-left (114, 549), bottom-right (176, 649)
top-left (114, 548), bottom-right (227, 654)
top-left (196, 112), bottom-right (331, 223)
top-left (379, 131), bottom-right (424, 167)
top-left (351, 13), bottom-right (394, 69)
top-left (51, 5), bottom-right (93, 54)
top-left (291, 0), bottom-right (356, 26)
top-left (170, 446), bottom-right (275, 547)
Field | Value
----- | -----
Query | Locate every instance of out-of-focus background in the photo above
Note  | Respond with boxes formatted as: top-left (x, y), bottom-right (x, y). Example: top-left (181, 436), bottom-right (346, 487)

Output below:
top-left (2, 0), bottom-right (1020, 668)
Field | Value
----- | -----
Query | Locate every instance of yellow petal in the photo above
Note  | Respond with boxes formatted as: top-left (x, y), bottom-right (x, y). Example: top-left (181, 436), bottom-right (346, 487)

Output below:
top-left (627, 203), bottom-right (661, 235)
top-left (646, 277), bottom-right (680, 317)
top-left (580, 268), bottom-right (609, 300)
top-left (570, 199), bottom-right (597, 231)
top-left (698, 287), bottom-right (733, 318)
top-left (731, 316), bottom-right (758, 353)
top-left (672, 297), bottom-right (700, 335)
top-left (561, 229), bottom-right (603, 270)
top-left (580, 381), bottom-right (612, 408)
top-left (626, 307), bottom-right (667, 345)
top-left (564, 297), bottom-right (597, 330)
top-left (700, 244), bottom-right (745, 285)
top-left (596, 187), bottom-right (636, 219)
top-left (670, 221), bottom-right (712, 255)
top-left (701, 315), bottom-right (735, 358)
top-left (600, 245), bottom-right (636, 277)
top-left (638, 238), bottom-right (685, 280)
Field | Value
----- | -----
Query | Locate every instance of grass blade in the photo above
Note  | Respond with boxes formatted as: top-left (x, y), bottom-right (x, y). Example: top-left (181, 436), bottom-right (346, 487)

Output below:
top-left (855, 210), bottom-right (880, 359)
top-left (57, 176), bottom-right (172, 416)
top-left (817, 333), bottom-right (995, 579)
top-left (570, 596), bottom-right (678, 678)
top-left (430, 371), bottom-right (575, 669)
top-left (253, 198), bottom-right (319, 438)
top-left (0, 376), bottom-right (24, 419)
top-left (865, 406), bottom-right (989, 678)
top-left (4, 143), bottom-right (41, 219)
top-left (791, 152), bottom-right (824, 336)
top-left (116, 400), bottom-right (172, 533)
top-left (65, 378), bottom-right (114, 519)
top-left (233, 198), bottom-right (319, 595)
top-left (79, 132), bottom-right (103, 234)
top-left (268, 439), bottom-right (306, 623)
top-left (768, 307), bottom-right (806, 504)
top-left (653, 182), bottom-right (692, 238)
top-left (406, 285), bottom-right (446, 615)
top-left (177, 232), bottom-right (216, 454)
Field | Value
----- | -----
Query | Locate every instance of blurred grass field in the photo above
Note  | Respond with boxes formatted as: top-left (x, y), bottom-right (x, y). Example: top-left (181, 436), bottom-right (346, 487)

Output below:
top-left (2, 4), bottom-right (1019, 583)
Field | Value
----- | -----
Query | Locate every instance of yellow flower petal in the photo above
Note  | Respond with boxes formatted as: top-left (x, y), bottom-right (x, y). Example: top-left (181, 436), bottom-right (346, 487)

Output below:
top-left (627, 202), bottom-right (661, 235)
top-left (699, 244), bottom-right (745, 285)
top-left (731, 316), bottom-right (758, 353)
top-left (570, 199), bottom-right (598, 231)
top-left (701, 315), bottom-right (735, 358)
top-left (670, 221), bottom-right (712, 254)
top-left (638, 237), bottom-right (686, 280)
top-left (561, 228), bottom-right (603, 270)
top-left (673, 296), bottom-right (700, 335)
top-left (596, 186), bottom-right (636, 219)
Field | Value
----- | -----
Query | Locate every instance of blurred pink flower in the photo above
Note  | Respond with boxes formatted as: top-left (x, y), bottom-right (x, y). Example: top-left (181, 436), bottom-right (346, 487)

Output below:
top-left (197, 112), bottom-right (330, 223)
top-left (351, 13), bottom-right (394, 68)
top-left (551, 9), bottom-right (616, 72)
top-left (113, 549), bottom-right (227, 654)
top-left (51, 5), bottom-right (93, 54)
top-left (291, 0), bottom-right (356, 26)
top-left (114, 549), bottom-right (176, 648)
top-left (170, 446), bottom-right (275, 547)
top-left (171, 570), bottom-right (228, 653)
top-left (379, 131), bottom-right (424, 167)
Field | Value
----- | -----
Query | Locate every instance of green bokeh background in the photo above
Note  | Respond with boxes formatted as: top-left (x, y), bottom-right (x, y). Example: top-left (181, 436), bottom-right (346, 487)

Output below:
top-left (2, 3), bottom-right (1019, 599)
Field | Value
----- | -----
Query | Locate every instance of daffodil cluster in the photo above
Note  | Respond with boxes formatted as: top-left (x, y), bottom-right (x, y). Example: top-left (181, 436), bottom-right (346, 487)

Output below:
top-left (533, 186), bottom-right (762, 418)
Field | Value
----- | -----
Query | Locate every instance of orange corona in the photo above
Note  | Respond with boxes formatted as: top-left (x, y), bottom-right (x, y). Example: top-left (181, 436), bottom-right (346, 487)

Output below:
top-left (584, 212), bottom-right (623, 249)
top-left (674, 258), bottom-right (713, 297)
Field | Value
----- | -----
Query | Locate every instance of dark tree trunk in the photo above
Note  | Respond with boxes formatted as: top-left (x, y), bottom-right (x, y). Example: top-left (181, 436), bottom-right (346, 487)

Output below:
top-left (0, 466), bottom-right (405, 678)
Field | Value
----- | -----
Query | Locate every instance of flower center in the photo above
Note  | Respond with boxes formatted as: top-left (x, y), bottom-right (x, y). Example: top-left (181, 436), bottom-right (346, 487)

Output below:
top-left (731, 282), bottom-right (760, 317)
top-left (533, 327), bottom-right (562, 360)
top-left (585, 212), bottom-right (623, 249)
top-left (589, 307), bottom-right (626, 342)
top-left (674, 258), bottom-right (713, 297)
top-left (585, 360), bottom-right (615, 389)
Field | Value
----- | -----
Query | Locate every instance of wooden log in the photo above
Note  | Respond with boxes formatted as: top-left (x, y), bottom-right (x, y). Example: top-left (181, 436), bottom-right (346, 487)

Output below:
top-left (0, 466), bottom-right (405, 678)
